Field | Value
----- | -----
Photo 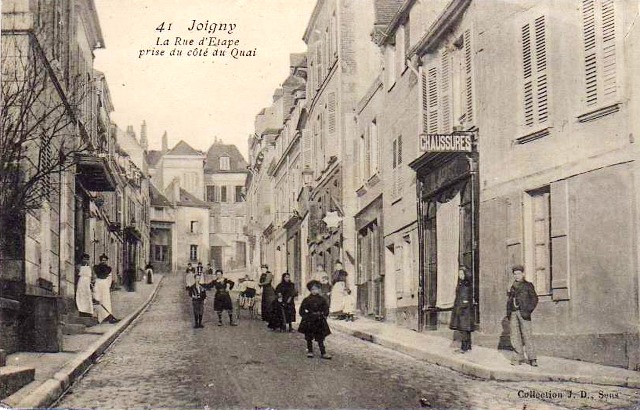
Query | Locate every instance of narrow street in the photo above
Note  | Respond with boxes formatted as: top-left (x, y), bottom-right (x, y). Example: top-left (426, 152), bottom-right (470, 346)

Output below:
top-left (56, 273), bottom-right (640, 410)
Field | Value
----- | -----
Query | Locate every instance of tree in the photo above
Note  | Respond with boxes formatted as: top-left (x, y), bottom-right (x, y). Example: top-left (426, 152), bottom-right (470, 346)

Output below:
top-left (0, 30), bottom-right (90, 266)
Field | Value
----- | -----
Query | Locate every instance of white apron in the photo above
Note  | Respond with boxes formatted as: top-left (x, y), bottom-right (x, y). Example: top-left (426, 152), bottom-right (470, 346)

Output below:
top-left (94, 275), bottom-right (113, 323)
top-left (329, 281), bottom-right (354, 314)
top-left (75, 265), bottom-right (94, 315)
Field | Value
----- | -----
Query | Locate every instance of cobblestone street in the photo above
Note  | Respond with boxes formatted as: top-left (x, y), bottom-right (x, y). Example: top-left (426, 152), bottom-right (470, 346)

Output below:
top-left (56, 274), bottom-right (640, 410)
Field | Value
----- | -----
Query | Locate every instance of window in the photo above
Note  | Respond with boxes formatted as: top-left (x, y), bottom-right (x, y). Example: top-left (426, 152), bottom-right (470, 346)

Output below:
top-left (220, 156), bottom-right (230, 170)
top-left (369, 119), bottom-right (379, 176)
top-left (394, 244), bottom-right (404, 297)
top-left (582, 0), bottom-right (618, 107)
top-left (392, 136), bottom-right (403, 198)
top-left (189, 245), bottom-right (198, 261)
top-left (395, 26), bottom-right (406, 77)
top-left (221, 186), bottom-right (227, 203)
top-left (235, 186), bottom-right (244, 202)
top-left (206, 185), bottom-right (218, 202)
top-left (190, 220), bottom-right (199, 234)
top-left (154, 245), bottom-right (168, 262)
top-left (236, 216), bottom-right (244, 233)
top-left (524, 187), bottom-right (551, 295)
top-left (521, 15), bottom-right (549, 128)
top-left (385, 45), bottom-right (396, 89)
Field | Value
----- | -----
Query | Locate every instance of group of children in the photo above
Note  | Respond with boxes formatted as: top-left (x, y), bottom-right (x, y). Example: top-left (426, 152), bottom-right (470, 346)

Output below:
top-left (185, 262), bottom-right (238, 328)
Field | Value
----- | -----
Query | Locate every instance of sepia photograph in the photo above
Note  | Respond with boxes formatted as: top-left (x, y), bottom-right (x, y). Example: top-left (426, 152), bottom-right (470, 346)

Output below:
top-left (2, 0), bottom-right (640, 409)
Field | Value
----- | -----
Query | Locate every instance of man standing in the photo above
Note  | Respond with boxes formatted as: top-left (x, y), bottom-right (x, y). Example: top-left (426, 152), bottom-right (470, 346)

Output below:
top-left (507, 265), bottom-right (538, 366)
top-left (94, 254), bottom-right (120, 324)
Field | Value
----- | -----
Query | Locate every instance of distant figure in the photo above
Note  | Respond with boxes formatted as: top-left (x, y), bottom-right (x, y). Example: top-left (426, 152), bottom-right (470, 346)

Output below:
top-left (329, 261), bottom-right (354, 321)
top-left (311, 263), bottom-right (328, 283)
top-left (196, 261), bottom-right (204, 275)
top-left (298, 280), bottom-right (332, 359)
top-left (186, 262), bottom-right (195, 275)
top-left (507, 265), bottom-right (539, 367)
top-left (145, 263), bottom-right (154, 284)
top-left (259, 264), bottom-right (276, 322)
top-left (76, 253), bottom-right (94, 318)
top-left (274, 272), bottom-right (298, 332)
top-left (449, 266), bottom-right (474, 353)
top-left (93, 254), bottom-right (119, 324)
top-left (203, 269), bottom-right (237, 326)
top-left (185, 269), bottom-right (206, 328)
top-left (267, 293), bottom-right (288, 332)
top-left (319, 275), bottom-right (332, 306)
top-left (238, 274), bottom-right (257, 308)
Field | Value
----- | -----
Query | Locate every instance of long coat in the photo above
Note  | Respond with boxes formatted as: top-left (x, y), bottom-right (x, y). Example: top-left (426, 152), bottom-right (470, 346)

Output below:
top-left (274, 281), bottom-right (298, 323)
top-left (259, 272), bottom-right (276, 321)
top-left (449, 280), bottom-right (475, 332)
top-left (298, 294), bottom-right (331, 340)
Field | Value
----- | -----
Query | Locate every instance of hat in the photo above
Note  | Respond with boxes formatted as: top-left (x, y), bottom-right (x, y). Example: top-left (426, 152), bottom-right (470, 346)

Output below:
top-left (261, 264), bottom-right (269, 269)
top-left (99, 254), bottom-right (108, 261)
top-left (511, 264), bottom-right (525, 273)
top-left (306, 280), bottom-right (322, 291)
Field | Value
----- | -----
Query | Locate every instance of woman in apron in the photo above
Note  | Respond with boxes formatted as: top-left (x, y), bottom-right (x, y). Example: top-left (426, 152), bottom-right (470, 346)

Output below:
top-left (76, 253), bottom-right (94, 317)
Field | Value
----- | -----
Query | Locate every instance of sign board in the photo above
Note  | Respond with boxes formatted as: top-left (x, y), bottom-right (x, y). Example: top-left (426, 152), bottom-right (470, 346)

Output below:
top-left (420, 133), bottom-right (473, 153)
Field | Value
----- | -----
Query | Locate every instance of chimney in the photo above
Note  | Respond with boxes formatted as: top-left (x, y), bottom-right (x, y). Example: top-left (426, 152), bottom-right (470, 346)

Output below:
top-left (162, 131), bottom-right (168, 153)
top-left (140, 120), bottom-right (148, 151)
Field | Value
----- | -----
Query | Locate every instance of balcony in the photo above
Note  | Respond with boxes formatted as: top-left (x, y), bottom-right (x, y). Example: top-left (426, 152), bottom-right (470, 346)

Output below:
top-left (75, 152), bottom-right (116, 191)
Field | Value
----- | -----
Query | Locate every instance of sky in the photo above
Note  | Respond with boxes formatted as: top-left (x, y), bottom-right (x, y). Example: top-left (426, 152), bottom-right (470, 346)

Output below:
top-left (93, 0), bottom-right (317, 158)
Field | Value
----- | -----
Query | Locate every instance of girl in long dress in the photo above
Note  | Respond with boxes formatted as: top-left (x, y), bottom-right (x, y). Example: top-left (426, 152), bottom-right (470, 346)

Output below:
top-left (204, 269), bottom-right (237, 326)
top-left (449, 266), bottom-right (475, 353)
top-left (75, 253), bottom-right (94, 317)
top-left (274, 272), bottom-right (298, 332)
top-left (258, 264), bottom-right (276, 322)
top-left (329, 261), bottom-right (354, 321)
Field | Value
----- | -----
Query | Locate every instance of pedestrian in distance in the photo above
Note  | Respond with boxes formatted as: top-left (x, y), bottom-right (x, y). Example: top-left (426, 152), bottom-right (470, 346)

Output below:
top-left (238, 274), bottom-right (257, 308)
top-left (203, 269), bottom-right (237, 326)
top-left (259, 264), bottom-right (276, 322)
top-left (311, 263), bottom-right (328, 283)
top-left (329, 260), bottom-right (354, 321)
top-left (274, 272), bottom-right (298, 332)
top-left (75, 253), bottom-right (95, 318)
top-left (299, 280), bottom-right (332, 359)
top-left (93, 254), bottom-right (120, 324)
top-left (507, 264), bottom-right (539, 367)
top-left (144, 262), bottom-right (154, 284)
top-left (196, 261), bottom-right (204, 275)
top-left (186, 262), bottom-right (195, 274)
top-left (267, 292), bottom-right (288, 332)
top-left (319, 275), bottom-right (332, 307)
top-left (449, 266), bottom-right (475, 353)
top-left (185, 269), bottom-right (206, 328)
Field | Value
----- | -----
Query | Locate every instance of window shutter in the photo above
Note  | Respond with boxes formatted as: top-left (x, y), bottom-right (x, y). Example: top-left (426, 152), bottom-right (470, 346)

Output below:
top-left (370, 121), bottom-right (378, 174)
top-left (600, 0), bottom-right (617, 99)
top-left (440, 48), bottom-right (452, 132)
top-left (421, 71), bottom-right (429, 132)
top-left (522, 23), bottom-right (535, 126)
top-left (328, 92), bottom-right (336, 135)
top-left (392, 139), bottom-right (398, 197)
top-left (427, 66), bottom-right (439, 133)
top-left (582, 0), bottom-right (598, 105)
top-left (302, 129), bottom-right (312, 170)
top-left (364, 126), bottom-right (371, 179)
top-left (463, 29), bottom-right (474, 125)
top-left (396, 136), bottom-right (403, 195)
top-left (535, 16), bottom-right (548, 123)
top-left (522, 16), bottom-right (548, 127)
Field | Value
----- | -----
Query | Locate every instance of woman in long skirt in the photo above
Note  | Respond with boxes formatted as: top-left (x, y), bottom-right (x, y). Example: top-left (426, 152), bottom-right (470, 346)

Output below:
top-left (204, 269), bottom-right (237, 326)
top-left (329, 261), bottom-right (354, 321)
top-left (274, 272), bottom-right (298, 332)
top-left (75, 253), bottom-right (94, 317)
top-left (450, 266), bottom-right (475, 353)
top-left (259, 264), bottom-right (276, 322)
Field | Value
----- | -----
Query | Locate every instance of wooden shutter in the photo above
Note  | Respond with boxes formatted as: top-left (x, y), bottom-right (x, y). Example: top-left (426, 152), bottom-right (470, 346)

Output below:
top-left (464, 29), bottom-right (474, 124)
top-left (600, 0), bottom-right (617, 99)
top-left (440, 48), bottom-right (452, 132)
top-left (427, 66), bottom-right (439, 133)
top-left (328, 92), bottom-right (336, 135)
top-left (522, 16), bottom-right (548, 127)
top-left (582, 0), bottom-right (598, 105)
top-left (532, 190), bottom-right (551, 294)
top-left (396, 136), bottom-right (403, 196)
top-left (522, 23), bottom-right (535, 126)
top-left (392, 139), bottom-right (398, 197)
top-left (421, 71), bottom-right (429, 132)
top-left (364, 126), bottom-right (371, 179)
top-left (535, 16), bottom-right (548, 123)
top-left (302, 129), bottom-right (312, 169)
top-left (582, 0), bottom-right (617, 106)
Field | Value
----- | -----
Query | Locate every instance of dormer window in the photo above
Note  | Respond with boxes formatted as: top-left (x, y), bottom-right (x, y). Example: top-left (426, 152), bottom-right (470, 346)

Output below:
top-left (220, 155), bottom-right (230, 170)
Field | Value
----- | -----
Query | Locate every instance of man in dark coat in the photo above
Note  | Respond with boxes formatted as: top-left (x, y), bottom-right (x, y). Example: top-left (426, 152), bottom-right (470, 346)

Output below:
top-left (506, 264), bottom-right (539, 366)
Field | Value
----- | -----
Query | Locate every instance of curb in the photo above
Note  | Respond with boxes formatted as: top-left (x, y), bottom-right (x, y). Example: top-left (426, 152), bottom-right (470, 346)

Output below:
top-left (11, 277), bottom-right (165, 409)
top-left (330, 321), bottom-right (640, 388)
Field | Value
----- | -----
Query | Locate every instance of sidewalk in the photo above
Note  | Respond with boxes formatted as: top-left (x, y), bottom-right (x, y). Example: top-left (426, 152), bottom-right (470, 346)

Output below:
top-left (3, 275), bottom-right (164, 409)
top-left (329, 317), bottom-right (640, 388)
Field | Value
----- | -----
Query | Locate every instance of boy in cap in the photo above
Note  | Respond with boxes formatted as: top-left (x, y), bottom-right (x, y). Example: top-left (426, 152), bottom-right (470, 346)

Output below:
top-left (298, 280), bottom-right (332, 359)
top-left (186, 268), bottom-right (206, 328)
top-left (506, 264), bottom-right (539, 366)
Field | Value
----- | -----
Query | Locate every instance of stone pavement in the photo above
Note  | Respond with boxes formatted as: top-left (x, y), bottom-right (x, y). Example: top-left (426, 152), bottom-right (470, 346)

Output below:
top-left (2, 275), bottom-right (163, 409)
top-left (329, 317), bottom-right (640, 388)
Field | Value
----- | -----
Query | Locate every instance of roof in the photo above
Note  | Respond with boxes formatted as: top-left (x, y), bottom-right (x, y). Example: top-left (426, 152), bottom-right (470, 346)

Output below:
top-left (204, 142), bottom-right (249, 173)
top-left (290, 53), bottom-right (307, 68)
top-left (177, 188), bottom-right (210, 209)
top-left (375, 0), bottom-right (405, 26)
top-left (146, 150), bottom-right (163, 167)
top-left (150, 184), bottom-right (172, 207)
top-left (166, 140), bottom-right (203, 156)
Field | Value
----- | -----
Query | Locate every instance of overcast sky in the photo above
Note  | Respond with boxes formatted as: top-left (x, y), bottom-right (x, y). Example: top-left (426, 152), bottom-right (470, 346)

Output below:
top-left (94, 0), bottom-right (316, 158)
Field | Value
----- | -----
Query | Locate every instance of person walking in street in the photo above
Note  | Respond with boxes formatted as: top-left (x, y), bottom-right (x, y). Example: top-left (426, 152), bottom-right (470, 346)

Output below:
top-left (299, 280), bottom-right (332, 359)
top-left (145, 262), bottom-right (154, 284)
top-left (450, 266), bottom-right (475, 353)
top-left (185, 268), bottom-right (206, 328)
top-left (329, 261), bottom-right (354, 321)
top-left (203, 269), bottom-right (237, 326)
top-left (75, 253), bottom-right (94, 318)
top-left (274, 272), bottom-right (298, 332)
top-left (93, 254), bottom-right (120, 324)
top-left (507, 264), bottom-right (539, 366)
top-left (259, 264), bottom-right (276, 322)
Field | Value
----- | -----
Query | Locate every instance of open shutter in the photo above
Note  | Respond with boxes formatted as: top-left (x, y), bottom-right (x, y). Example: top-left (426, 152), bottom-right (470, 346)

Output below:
top-left (302, 129), bottom-right (312, 170)
top-left (463, 29), bottom-right (474, 125)
top-left (396, 136), bottom-right (403, 196)
top-left (328, 92), bottom-right (336, 135)
top-left (421, 71), bottom-right (429, 132)
top-left (427, 66), bottom-right (439, 133)
top-left (600, 0), bottom-right (617, 99)
top-left (440, 48), bottom-right (452, 132)
top-left (392, 139), bottom-right (398, 197)
top-left (522, 22), bottom-right (534, 126)
top-left (535, 16), bottom-right (548, 123)
top-left (582, 0), bottom-right (598, 105)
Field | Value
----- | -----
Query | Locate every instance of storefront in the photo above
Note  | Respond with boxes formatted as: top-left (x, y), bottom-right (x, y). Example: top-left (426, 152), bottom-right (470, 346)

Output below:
top-left (355, 196), bottom-right (384, 318)
top-left (409, 132), bottom-right (479, 331)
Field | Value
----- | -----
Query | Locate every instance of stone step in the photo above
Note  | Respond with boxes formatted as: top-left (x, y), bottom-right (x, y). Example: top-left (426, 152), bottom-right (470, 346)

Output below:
top-left (61, 323), bottom-right (86, 335)
top-left (0, 366), bottom-right (35, 400)
top-left (63, 314), bottom-right (98, 327)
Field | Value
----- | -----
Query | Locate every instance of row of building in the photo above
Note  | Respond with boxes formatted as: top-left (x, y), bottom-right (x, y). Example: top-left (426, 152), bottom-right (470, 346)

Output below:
top-left (246, 0), bottom-right (640, 369)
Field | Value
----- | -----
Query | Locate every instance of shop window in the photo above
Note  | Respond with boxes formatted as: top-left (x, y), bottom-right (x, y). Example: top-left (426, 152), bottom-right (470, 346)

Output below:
top-left (190, 245), bottom-right (198, 261)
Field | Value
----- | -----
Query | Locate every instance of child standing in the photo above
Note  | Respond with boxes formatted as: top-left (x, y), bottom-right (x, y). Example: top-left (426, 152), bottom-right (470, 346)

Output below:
top-left (298, 280), bottom-right (332, 359)
top-left (185, 270), bottom-right (206, 328)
